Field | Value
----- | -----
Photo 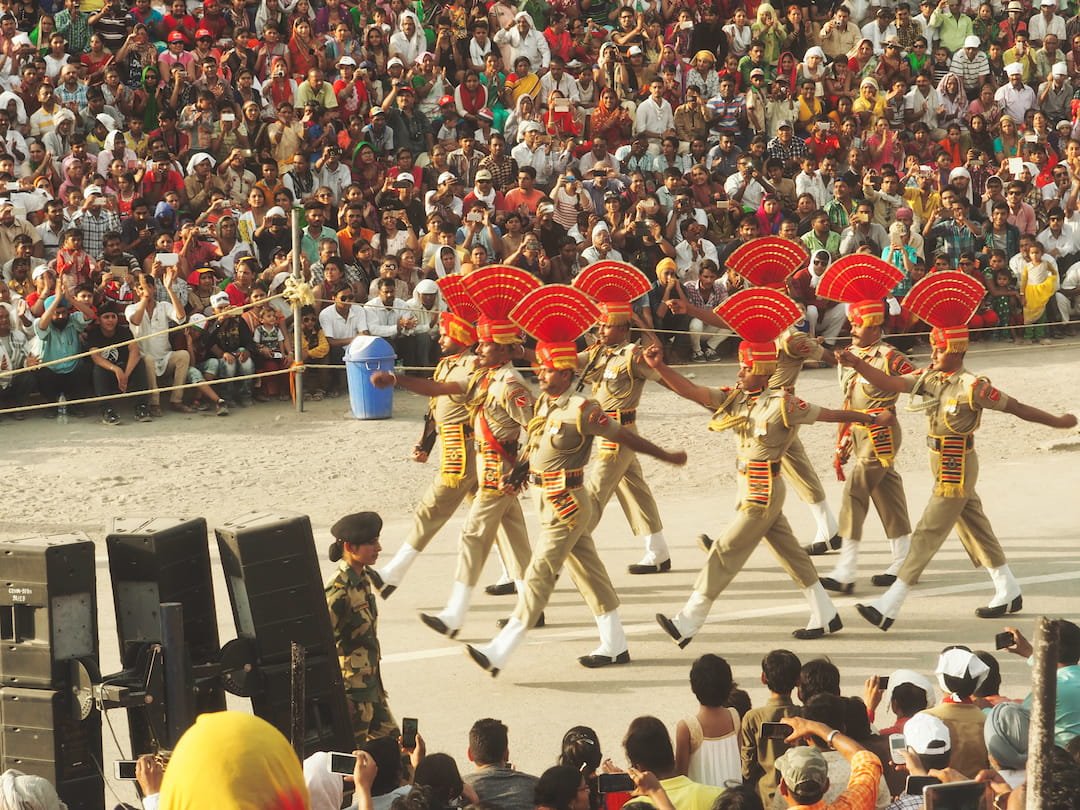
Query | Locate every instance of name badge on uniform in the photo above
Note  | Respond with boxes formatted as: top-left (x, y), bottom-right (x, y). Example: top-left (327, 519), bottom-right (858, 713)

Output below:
top-left (603, 368), bottom-right (618, 380)
top-left (548, 421), bottom-right (561, 436)
top-left (946, 399), bottom-right (958, 414)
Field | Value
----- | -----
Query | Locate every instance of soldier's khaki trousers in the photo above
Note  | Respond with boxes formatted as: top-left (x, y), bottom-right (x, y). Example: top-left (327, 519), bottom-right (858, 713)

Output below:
top-left (512, 488), bottom-right (620, 628)
top-left (586, 427), bottom-right (663, 536)
top-left (696, 478), bottom-right (820, 599)
top-left (454, 482), bottom-right (531, 586)
top-left (898, 451), bottom-right (1007, 585)
top-left (406, 448), bottom-right (522, 571)
top-left (781, 434), bottom-right (827, 504)
top-left (838, 426), bottom-right (912, 541)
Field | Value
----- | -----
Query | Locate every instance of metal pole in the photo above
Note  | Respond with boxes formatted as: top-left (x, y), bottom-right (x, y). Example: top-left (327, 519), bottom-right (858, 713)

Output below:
top-left (160, 602), bottom-right (193, 749)
top-left (291, 206), bottom-right (304, 413)
top-left (290, 641), bottom-right (306, 762)
top-left (1027, 617), bottom-right (1059, 810)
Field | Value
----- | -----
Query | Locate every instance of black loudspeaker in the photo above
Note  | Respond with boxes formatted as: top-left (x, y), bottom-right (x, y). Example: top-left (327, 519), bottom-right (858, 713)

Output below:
top-left (106, 518), bottom-right (227, 754)
top-left (0, 534), bottom-right (103, 810)
top-left (215, 513), bottom-right (353, 755)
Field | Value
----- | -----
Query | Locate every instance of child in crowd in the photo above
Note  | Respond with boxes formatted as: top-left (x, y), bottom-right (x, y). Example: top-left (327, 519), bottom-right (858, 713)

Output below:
top-left (1020, 240), bottom-right (1058, 344)
top-left (740, 649), bottom-right (802, 808)
top-left (674, 654), bottom-right (742, 788)
top-left (251, 304), bottom-right (291, 400)
top-left (984, 257), bottom-right (1022, 342)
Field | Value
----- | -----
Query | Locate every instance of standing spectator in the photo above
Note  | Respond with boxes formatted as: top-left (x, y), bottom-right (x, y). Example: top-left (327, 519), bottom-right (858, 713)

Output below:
top-left (33, 276), bottom-right (94, 414)
top-left (742, 650), bottom-right (803, 808)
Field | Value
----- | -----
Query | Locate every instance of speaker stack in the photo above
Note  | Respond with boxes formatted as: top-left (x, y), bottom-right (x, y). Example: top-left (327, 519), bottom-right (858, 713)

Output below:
top-left (0, 533), bottom-right (104, 810)
top-left (216, 512), bottom-right (353, 757)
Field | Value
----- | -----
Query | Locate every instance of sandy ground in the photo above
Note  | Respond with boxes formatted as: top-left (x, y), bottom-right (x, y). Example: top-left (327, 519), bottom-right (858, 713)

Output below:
top-left (2, 339), bottom-right (1079, 806)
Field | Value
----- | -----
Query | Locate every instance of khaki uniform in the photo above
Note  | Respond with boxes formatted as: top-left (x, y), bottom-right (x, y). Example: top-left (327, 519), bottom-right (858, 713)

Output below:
top-left (695, 387), bottom-right (823, 598)
top-left (404, 352), bottom-right (526, 566)
top-left (454, 363), bottom-right (534, 586)
top-left (837, 341), bottom-right (914, 541)
top-left (771, 330), bottom-right (828, 505)
top-left (897, 368), bottom-right (1011, 584)
top-left (580, 342), bottom-right (664, 536)
top-left (325, 561), bottom-right (397, 745)
top-left (512, 393), bottom-right (623, 628)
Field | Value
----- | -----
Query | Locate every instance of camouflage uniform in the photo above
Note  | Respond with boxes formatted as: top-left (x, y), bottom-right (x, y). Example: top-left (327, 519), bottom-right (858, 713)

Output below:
top-left (326, 560), bottom-right (398, 744)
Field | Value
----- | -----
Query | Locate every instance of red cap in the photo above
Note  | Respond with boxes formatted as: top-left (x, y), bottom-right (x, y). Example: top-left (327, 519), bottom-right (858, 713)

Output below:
top-left (439, 311), bottom-right (477, 347)
top-left (438, 94), bottom-right (455, 106)
top-left (461, 265), bottom-right (541, 345)
top-left (510, 285), bottom-right (599, 369)
top-left (195, 28), bottom-right (213, 39)
top-left (168, 31), bottom-right (186, 43)
top-left (725, 236), bottom-right (808, 290)
top-left (817, 255), bottom-right (904, 328)
top-left (905, 271), bottom-right (986, 354)
top-left (572, 260), bottom-right (652, 325)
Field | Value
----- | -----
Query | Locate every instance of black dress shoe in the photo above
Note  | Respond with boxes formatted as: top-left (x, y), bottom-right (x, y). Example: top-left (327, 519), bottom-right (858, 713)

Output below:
top-left (497, 612), bottom-right (544, 629)
top-left (465, 645), bottom-right (499, 677)
top-left (820, 577), bottom-right (854, 595)
top-left (655, 613), bottom-right (691, 649)
top-left (578, 650), bottom-right (631, 668)
top-left (628, 559), bottom-right (672, 575)
top-left (856, 603), bottom-right (894, 631)
top-left (871, 573), bottom-right (897, 587)
top-left (792, 613), bottom-right (843, 640)
top-left (379, 584), bottom-right (397, 600)
top-left (697, 534), bottom-right (714, 553)
top-left (485, 581), bottom-right (517, 596)
top-left (975, 595), bottom-right (1023, 619)
top-left (419, 613), bottom-right (459, 639)
top-left (805, 534), bottom-right (842, 556)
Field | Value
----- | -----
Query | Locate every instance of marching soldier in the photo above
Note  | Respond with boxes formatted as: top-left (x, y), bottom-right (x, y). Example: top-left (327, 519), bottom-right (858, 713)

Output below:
top-left (325, 511), bottom-right (398, 745)
top-left (669, 237), bottom-right (842, 555)
top-left (840, 272), bottom-right (1077, 630)
top-left (372, 266), bottom-right (538, 638)
top-left (648, 289), bottom-right (893, 647)
top-left (816, 256), bottom-right (915, 593)
top-left (465, 285), bottom-right (687, 676)
top-left (372, 276), bottom-right (524, 600)
top-left (573, 261), bottom-right (672, 574)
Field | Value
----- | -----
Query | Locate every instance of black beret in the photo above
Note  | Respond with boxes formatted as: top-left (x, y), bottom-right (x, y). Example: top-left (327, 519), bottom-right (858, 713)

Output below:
top-left (330, 512), bottom-right (383, 545)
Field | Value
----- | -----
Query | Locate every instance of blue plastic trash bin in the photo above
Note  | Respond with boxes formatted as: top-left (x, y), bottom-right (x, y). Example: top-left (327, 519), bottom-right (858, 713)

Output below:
top-left (345, 336), bottom-right (395, 419)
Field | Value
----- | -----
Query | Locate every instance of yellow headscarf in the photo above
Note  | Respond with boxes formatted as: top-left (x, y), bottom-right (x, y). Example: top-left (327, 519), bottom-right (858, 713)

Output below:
top-left (159, 712), bottom-right (310, 810)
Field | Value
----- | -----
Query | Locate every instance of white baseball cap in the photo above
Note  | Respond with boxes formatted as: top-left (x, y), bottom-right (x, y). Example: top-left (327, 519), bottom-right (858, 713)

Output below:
top-left (437, 171), bottom-right (456, 185)
top-left (1004, 62), bottom-right (1023, 76)
top-left (904, 713), bottom-right (952, 756)
top-left (963, 35), bottom-right (981, 49)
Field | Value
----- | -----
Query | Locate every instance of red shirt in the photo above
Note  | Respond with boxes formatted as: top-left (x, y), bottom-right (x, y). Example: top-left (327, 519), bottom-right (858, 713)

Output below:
top-left (805, 134), bottom-right (841, 162)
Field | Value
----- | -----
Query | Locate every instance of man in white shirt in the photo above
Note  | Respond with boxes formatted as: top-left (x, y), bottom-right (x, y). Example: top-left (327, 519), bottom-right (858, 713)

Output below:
top-left (634, 79), bottom-right (676, 154)
top-left (1037, 206), bottom-right (1080, 268)
top-left (319, 282), bottom-right (369, 393)
top-left (365, 277), bottom-right (418, 367)
top-left (493, 12), bottom-right (550, 73)
top-left (724, 156), bottom-right (767, 213)
top-left (674, 220), bottom-right (719, 279)
top-left (1028, 0), bottom-right (1065, 46)
top-left (862, 8), bottom-right (897, 53)
top-left (905, 72), bottom-right (946, 136)
top-left (314, 145), bottom-right (353, 204)
top-left (995, 62), bottom-right (1038, 121)
top-left (511, 123), bottom-right (558, 187)
top-left (405, 278), bottom-right (444, 367)
top-left (537, 57), bottom-right (578, 107)
top-left (125, 268), bottom-right (189, 416)
top-left (389, 11), bottom-right (428, 64)
top-left (580, 225), bottom-right (625, 264)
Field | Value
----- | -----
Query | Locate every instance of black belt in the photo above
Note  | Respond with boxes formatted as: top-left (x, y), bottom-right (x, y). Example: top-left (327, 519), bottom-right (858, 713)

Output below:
top-left (605, 409), bottom-right (636, 425)
top-left (478, 440), bottom-right (518, 455)
top-left (927, 435), bottom-right (974, 451)
top-left (529, 471), bottom-right (585, 489)
top-left (736, 460), bottom-right (782, 475)
top-left (442, 425), bottom-right (474, 437)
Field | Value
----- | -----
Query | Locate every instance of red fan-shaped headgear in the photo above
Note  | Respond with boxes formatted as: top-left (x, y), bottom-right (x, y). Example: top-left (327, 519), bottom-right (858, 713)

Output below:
top-left (510, 285), bottom-right (600, 369)
top-left (715, 288), bottom-right (802, 373)
top-left (725, 237), bottom-right (808, 289)
top-left (572, 260), bottom-right (653, 324)
top-left (817, 255), bottom-right (905, 327)
top-left (904, 271), bottom-right (986, 353)
top-left (461, 265), bottom-right (542, 344)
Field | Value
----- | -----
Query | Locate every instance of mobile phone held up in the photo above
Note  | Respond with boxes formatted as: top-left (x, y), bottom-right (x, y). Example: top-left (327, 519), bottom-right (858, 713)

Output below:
top-left (995, 631), bottom-right (1015, 650)
top-left (761, 722), bottom-right (793, 740)
top-left (402, 717), bottom-right (419, 750)
top-left (922, 780), bottom-right (985, 810)
top-left (596, 772), bottom-right (635, 794)
top-left (889, 734), bottom-right (907, 765)
top-left (114, 760), bottom-right (138, 780)
top-left (328, 752), bottom-right (357, 775)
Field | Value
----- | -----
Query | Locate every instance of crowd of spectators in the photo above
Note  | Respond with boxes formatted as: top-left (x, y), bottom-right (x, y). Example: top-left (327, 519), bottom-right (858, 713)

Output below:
top-left (7, 618), bottom-right (1075, 810)
top-left (7, 0), bottom-right (1080, 422)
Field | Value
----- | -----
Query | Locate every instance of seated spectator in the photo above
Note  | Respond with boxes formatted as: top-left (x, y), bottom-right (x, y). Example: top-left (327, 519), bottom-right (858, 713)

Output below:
top-left (864, 670), bottom-right (935, 735)
top-left (464, 718), bottom-right (539, 810)
top-left (365, 277), bottom-right (418, 369)
top-left (33, 278), bottom-right (94, 415)
top-left (200, 290), bottom-right (256, 406)
top-left (319, 282), bottom-right (369, 396)
top-left (414, 753), bottom-right (478, 810)
top-left (674, 653), bottom-right (741, 787)
top-left (362, 734), bottom-right (416, 810)
top-left (0, 303), bottom-right (31, 417)
top-left (534, 765), bottom-right (593, 810)
top-left (0, 769), bottom-right (67, 809)
top-left (774, 716), bottom-right (883, 809)
top-left (800, 693), bottom-right (891, 808)
top-left (1005, 619), bottom-right (1080, 747)
top-left (742, 649), bottom-right (803, 808)
top-left (984, 702), bottom-right (1029, 791)
top-left (924, 647), bottom-right (992, 776)
top-left (85, 300), bottom-right (150, 425)
top-left (621, 715), bottom-right (724, 810)
top-left (799, 659), bottom-right (842, 705)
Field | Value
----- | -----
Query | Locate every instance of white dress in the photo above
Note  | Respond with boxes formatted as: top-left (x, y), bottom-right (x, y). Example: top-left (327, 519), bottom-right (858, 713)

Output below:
top-left (683, 709), bottom-right (742, 788)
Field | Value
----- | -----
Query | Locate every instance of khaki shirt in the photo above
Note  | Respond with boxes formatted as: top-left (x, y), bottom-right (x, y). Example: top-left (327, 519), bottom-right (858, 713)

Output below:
top-left (466, 363), bottom-right (534, 444)
top-left (431, 351), bottom-right (476, 426)
top-left (707, 387), bottom-right (822, 464)
top-left (580, 342), bottom-right (661, 413)
top-left (325, 561), bottom-right (381, 701)
top-left (904, 367), bottom-right (1010, 437)
top-left (769, 329), bottom-right (826, 392)
top-left (527, 392), bottom-right (620, 475)
top-left (841, 341), bottom-right (914, 411)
